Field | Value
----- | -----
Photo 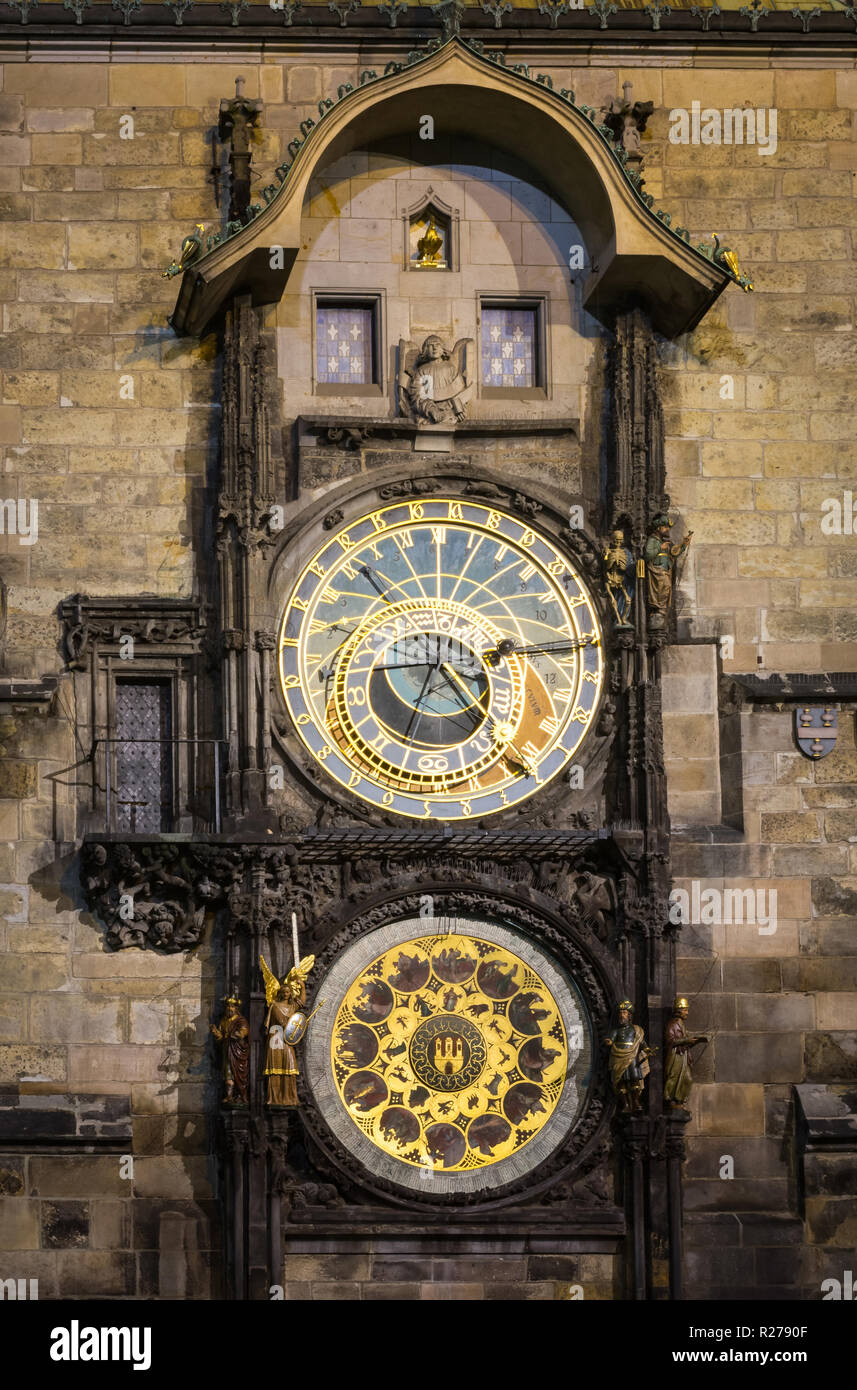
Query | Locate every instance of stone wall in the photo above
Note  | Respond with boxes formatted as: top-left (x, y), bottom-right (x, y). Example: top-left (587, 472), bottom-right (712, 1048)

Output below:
top-left (1, 44), bottom-right (855, 1300)
top-left (673, 709), bottom-right (857, 1299)
top-left (279, 1245), bottom-right (616, 1300)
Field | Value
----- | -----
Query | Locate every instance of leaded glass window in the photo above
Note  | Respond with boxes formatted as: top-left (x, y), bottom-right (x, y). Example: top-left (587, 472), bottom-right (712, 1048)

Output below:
top-left (480, 304), bottom-right (539, 389)
top-left (316, 302), bottom-right (377, 386)
top-left (114, 681), bottom-right (173, 834)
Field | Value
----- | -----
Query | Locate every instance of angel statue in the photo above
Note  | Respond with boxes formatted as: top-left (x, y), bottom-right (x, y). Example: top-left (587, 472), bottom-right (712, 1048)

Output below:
top-left (260, 953), bottom-right (316, 1107)
top-left (397, 334), bottom-right (473, 426)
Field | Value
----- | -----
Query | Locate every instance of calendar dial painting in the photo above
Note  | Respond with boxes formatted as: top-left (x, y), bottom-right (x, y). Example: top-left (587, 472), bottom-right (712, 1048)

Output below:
top-left (278, 498), bottom-right (604, 820)
top-left (306, 915), bottom-right (594, 1194)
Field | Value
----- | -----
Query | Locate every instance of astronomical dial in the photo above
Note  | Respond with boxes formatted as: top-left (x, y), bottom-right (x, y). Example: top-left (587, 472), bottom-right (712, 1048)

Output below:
top-left (278, 497), bottom-right (604, 820)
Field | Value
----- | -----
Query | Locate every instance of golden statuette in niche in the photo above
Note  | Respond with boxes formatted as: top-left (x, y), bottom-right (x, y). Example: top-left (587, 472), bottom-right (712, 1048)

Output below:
top-left (331, 932), bottom-right (568, 1171)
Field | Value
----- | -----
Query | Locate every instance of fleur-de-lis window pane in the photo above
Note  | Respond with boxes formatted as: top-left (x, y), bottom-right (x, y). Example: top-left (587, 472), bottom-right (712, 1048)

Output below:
top-left (316, 303), bottom-right (376, 384)
top-left (481, 305), bottom-right (538, 388)
top-left (114, 681), bottom-right (173, 833)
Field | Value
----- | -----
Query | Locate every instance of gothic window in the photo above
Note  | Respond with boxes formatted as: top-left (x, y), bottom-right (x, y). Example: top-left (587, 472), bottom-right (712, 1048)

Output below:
top-left (113, 680), bottom-right (174, 834)
top-left (402, 189), bottom-right (459, 272)
top-left (315, 298), bottom-right (380, 389)
top-left (479, 300), bottom-right (545, 393)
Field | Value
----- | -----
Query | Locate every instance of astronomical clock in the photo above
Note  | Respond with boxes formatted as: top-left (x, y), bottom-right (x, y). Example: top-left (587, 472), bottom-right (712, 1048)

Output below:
top-left (278, 497), bottom-right (604, 821)
top-left (265, 476), bottom-right (621, 1212)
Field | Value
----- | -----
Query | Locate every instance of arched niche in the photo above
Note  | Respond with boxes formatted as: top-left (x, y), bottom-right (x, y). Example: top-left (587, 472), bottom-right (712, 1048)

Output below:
top-left (171, 38), bottom-right (728, 340)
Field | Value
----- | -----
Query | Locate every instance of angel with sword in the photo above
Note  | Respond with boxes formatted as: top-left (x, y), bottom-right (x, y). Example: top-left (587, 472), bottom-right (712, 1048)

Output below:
top-left (260, 952), bottom-right (315, 1107)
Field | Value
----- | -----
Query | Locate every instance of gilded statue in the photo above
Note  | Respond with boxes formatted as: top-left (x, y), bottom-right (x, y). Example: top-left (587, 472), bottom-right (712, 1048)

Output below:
top-left (603, 999), bottom-right (656, 1113)
top-left (603, 528), bottom-right (635, 625)
top-left (398, 334), bottom-right (473, 426)
top-left (260, 953), bottom-right (316, 1107)
top-left (416, 215), bottom-right (445, 268)
top-left (644, 513), bottom-right (692, 624)
top-left (210, 995), bottom-right (250, 1106)
top-left (664, 995), bottom-right (708, 1110)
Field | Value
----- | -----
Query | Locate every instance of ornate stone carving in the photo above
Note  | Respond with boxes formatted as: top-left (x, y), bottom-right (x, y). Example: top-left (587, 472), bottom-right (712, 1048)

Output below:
top-left (397, 334), bottom-right (474, 425)
top-left (81, 841), bottom-right (240, 952)
top-left (377, 477), bottom-right (443, 499)
top-left (218, 76), bottom-right (263, 225)
top-left (61, 595), bottom-right (205, 670)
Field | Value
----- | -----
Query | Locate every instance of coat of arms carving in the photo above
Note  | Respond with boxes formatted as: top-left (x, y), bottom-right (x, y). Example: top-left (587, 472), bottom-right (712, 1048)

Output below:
top-left (794, 705), bottom-right (838, 759)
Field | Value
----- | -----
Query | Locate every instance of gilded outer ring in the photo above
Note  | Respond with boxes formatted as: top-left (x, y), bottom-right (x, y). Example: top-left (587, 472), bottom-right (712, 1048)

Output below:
top-left (306, 913), bottom-right (593, 1195)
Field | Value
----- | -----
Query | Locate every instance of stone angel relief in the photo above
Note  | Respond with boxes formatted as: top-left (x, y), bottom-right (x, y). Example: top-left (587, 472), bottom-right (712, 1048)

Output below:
top-left (397, 334), bottom-right (474, 426)
top-left (260, 952), bottom-right (316, 1107)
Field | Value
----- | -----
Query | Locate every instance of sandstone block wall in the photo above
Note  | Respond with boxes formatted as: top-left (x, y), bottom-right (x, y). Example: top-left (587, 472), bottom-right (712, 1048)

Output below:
top-left (1, 45), bottom-right (854, 1300)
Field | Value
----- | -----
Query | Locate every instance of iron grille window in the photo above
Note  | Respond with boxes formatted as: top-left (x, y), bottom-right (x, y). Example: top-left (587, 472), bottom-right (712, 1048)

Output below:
top-left (315, 301), bottom-right (378, 386)
top-left (114, 680), bottom-right (173, 833)
top-left (480, 303), bottom-right (540, 388)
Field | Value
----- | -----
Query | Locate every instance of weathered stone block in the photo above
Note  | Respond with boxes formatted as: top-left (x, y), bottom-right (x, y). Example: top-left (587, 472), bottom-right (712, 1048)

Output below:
top-left (685, 1246), bottom-right (755, 1286)
top-left (804, 1153), bottom-right (857, 1199)
top-left (716, 1032), bottom-right (804, 1083)
top-left (0, 1196), bottom-right (39, 1249)
top-left (0, 955), bottom-right (67, 993)
top-left (55, 1250), bottom-right (135, 1297)
top-left (736, 993), bottom-right (815, 1032)
top-left (805, 1196), bottom-right (857, 1248)
top-left (684, 1177), bottom-right (790, 1213)
top-left (29, 997), bottom-right (124, 1045)
top-left (783, 957), bottom-right (857, 992)
top-left (695, 1083), bottom-right (766, 1136)
top-left (814, 995), bottom-right (857, 1031)
top-left (685, 1137), bottom-right (785, 1181)
top-left (804, 1032), bottom-right (857, 1082)
top-left (41, 1200), bottom-right (90, 1250)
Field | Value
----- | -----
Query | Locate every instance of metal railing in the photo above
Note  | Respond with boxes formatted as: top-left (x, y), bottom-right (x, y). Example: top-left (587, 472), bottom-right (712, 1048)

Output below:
top-left (93, 737), bottom-right (227, 836)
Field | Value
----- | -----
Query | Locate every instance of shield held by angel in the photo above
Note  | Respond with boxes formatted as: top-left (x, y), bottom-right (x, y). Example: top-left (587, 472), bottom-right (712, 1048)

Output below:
top-left (397, 334), bottom-right (474, 426)
top-left (260, 953), bottom-right (315, 1107)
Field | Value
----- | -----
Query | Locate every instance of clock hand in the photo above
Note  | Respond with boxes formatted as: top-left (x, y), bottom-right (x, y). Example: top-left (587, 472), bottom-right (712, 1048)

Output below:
top-left (402, 661), bottom-right (437, 743)
top-left (439, 662), bottom-right (490, 717)
top-left (359, 565), bottom-right (393, 602)
top-left (485, 636), bottom-right (600, 665)
top-left (503, 741), bottom-right (537, 776)
top-left (439, 665), bottom-right (533, 772)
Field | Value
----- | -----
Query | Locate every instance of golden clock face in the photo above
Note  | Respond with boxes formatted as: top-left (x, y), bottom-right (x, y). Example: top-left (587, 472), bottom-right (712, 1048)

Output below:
top-left (311, 919), bottom-right (594, 1188)
top-left (278, 498), bottom-right (603, 820)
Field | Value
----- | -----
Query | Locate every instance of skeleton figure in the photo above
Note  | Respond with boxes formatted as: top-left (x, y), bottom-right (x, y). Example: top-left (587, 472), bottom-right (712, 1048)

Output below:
top-left (603, 529), bottom-right (635, 625)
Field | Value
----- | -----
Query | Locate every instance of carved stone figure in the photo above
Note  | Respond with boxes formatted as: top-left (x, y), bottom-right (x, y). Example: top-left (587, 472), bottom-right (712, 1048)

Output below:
top-left (603, 528), bottom-right (635, 625)
top-left (604, 999), bottom-right (655, 1113)
top-left (398, 334), bottom-right (473, 425)
top-left (644, 513), bottom-right (692, 624)
top-left (601, 82), bottom-right (653, 166)
top-left (572, 869), bottom-right (614, 942)
top-left (261, 953), bottom-right (315, 1107)
top-left (664, 995), bottom-right (707, 1110)
top-left (210, 996), bottom-right (250, 1105)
